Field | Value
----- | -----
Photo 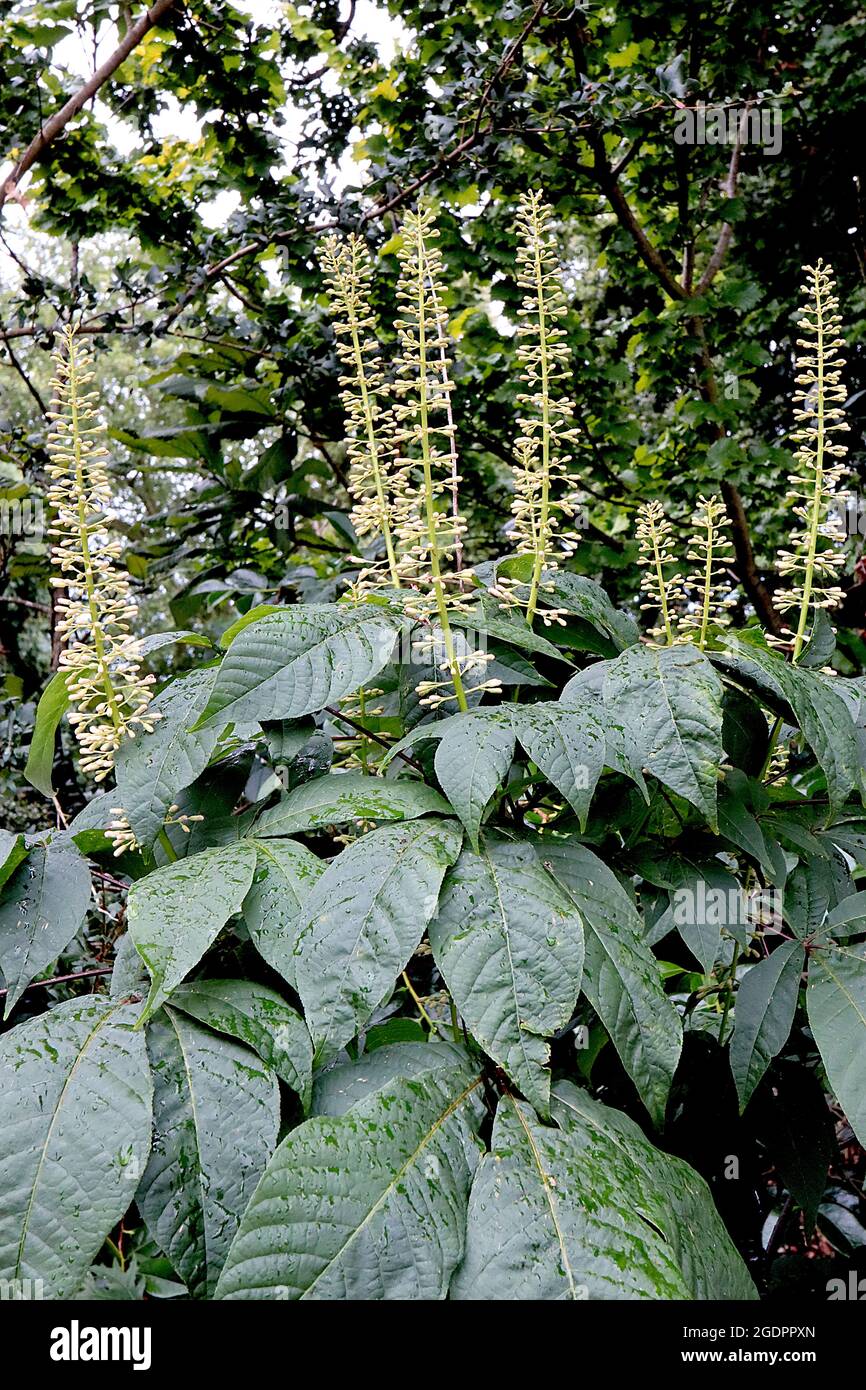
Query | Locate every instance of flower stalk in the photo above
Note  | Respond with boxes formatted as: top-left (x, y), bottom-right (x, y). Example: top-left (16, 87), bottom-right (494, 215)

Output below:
top-left (322, 233), bottom-right (401, 589)
top-left (777, 260), bottom-right (849, 662)
top-left (46, 326), bottom-right (157, 781)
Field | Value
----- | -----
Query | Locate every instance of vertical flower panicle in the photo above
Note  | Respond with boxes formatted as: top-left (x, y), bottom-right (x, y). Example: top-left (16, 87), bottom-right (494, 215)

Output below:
top-left (46, 326), bottom-right (157, 781)
top-left (681, 494), bottom-right (735, 648)
top-left (776, 260), bottom-right (849, 660)
top-left (636, 499), bottom-right (683, 645)
top-left (390, 205), bottom-right (496, 709)
top-left (497, 192), bottom-right (581, 623)
top-left (321, 233), bottom-right (401, 590)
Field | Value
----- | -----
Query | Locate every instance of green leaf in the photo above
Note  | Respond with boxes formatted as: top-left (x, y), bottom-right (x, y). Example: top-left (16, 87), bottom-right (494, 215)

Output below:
top-left (604, 643), bottom-right (724, 828)
top-left (195, 605), bottom-right (403, 729)
top-left (431, 834), bottom-right (583, 1116)
top-left (0, 997), bottom-right (152, 1298)
top-left (215, 1062), bottom-right (484, 1300)
top-left (114, 669), bottom-right (220, 850)
top-left (253, 772), bottom-right (449, 837)
top-left (170, 979), bottom-right (312, 1108)
top-left (714, 633), bottom-right (858, 806)
top-left (138, 1007), bottom-right (279, 1297)
top-left (243, 839), bottom-right (325, 989)
top-left (807, 941), bottom-right (866, 1146)
top-left (311, 1041), bottom-right (470, 1115)
top-left (540, 838), bottom-right (682, 1126)
top-left (128, 842), bottom-right (258, 1022)
top-left (138, 631), bottom-right (214, 657)
top-left (452, 1086), bottom-right (756, 1301)
top-left (23, 671), bottom-right (69, 798)
top-left (730, 941), bottom-right (805, 1110)
top-left (0, 831), bottom-right (27, 891)
top-left (295, 819), bottom-right (463, 1061)
top-left (539, 571), bottom-right (639, 651)
top-left (0, 839), bottom-right (91, 1017)
top-left (434, 712), bottom-right (515, 849)
top-left (511, 701), bottom-right (605, 828)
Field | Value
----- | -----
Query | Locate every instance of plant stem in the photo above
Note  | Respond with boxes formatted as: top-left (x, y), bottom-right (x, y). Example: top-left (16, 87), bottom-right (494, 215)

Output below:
top-left (346, 297), bottom-right (401, 587)
top-left (791, 265), bottom-right (825, 663)
top-left (414, 235), bottom-right (467, 711)
top-left (66, 335), bottom-right (122, 733)
top-left (526, 209), bottom-right (551, 626)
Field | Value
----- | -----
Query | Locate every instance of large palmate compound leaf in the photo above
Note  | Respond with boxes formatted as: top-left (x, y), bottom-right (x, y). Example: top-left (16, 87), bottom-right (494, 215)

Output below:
top-left (0, 997), bottom-right (152, 1298)
top-left (603, 643), bottom-right (724, 828)
top-left (807, 941), bottom-right (866, 1147)
top-left (195, 604), bottom-right (403, 729)
top-left (0, 838), bottom-right (91, 1017)
top-left (242, 839), bottom-right (325, 989)
top-left (138, 1008), bottom-right (279, 1297)
top-left (430, 834), bottom-right (584, 1116)
top-left (730, 940), bottom-right (805, 1112)
top-left (253, 771), bottom-right (449, 837)
top-left (510, 701), bottom-right (605, 828)
top-left (114, 668), bottom-right (220, 850)
top-left (452, 1086), bottom-right (756, 1301)
top-left (215, 1059), bottom-right (485, 1300)
top-left (128, 841), bottom-right (258, 1022)
top-left (433, 711), bottom-right (515, 849)
top-left (540, 838), bottom-right (681, 1127)
top-left (295, 819), bottom-right (463, 1060)
top-left (170, 978), bottom-right (312, 1109)
top-left (713, 632), bottom-right (859, 806)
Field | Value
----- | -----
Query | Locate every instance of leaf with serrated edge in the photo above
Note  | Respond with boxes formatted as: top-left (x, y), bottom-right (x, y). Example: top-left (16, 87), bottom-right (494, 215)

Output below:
top-left (114, 668), bottom-right (220, 849)
top-left (0, 997), bottom-right (152, 1298)
top-left (170, 978), bottom-right (312, 1108)
top-left (604, 643), bottom-right (724, 828)
top-left (539, 838), bottom-right (681, 1126)
top-left (128, 842), bottom-right (257, 1022)
top-left (254, 772), bottom-right (449, 837)
top-left (295, 819), bottom-right (463, 1060)
top-left (807, 942), bottom-right (866, 1147)
top-left (137, 1007), bottom-right (279, 1296)
top-left (730, 941), bottom-right (805, 1111)
top-left (452, 1086), bottom-right (755, 1301)
top-left (196, 605), bottom-right (402, 729)
top-left (215, 1062), bottom-right (484, 1300)
top-left (511, 702), bottom-right (605, 828)
top-left (243, 839), bottom-right (324, 989)
top-left (431, 834), bottom-right (583, 1116)
top-left (434, 713), bottom-right (515, 849)
top-left (0, 839), bottom-right (91, 1017)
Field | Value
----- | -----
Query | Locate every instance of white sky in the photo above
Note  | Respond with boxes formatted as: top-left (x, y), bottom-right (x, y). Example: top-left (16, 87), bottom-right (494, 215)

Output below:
top-left (1, 1), bottom-right (406, 268)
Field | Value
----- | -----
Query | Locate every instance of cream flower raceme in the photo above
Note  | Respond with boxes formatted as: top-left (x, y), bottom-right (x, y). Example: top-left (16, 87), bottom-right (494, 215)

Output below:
top-left (47, 326), bottom-right (157, 782)
top-left (776, 260), bottom-right (850, 660)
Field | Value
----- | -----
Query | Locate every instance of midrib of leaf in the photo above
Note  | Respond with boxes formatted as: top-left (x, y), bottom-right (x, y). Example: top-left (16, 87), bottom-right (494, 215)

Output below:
top-left (301, 1076), bottom-right (482, 1298)
top-left (165, 1007), bottom-right (212, 1289)
top-left (655, 656), bottom-right (702, 802)
top-left (15, 1001), bottom-right (123, 1278)
top-left (253, 840), bottom-right (307, 908)
top-left (312, 826), bottom-right (431, 1056)
top-left (814, 947), bottom-right (866, 1031)
top-left (482, 841), bottom-right (540, 1079)
top-left (508, 1095), bottom-right (577, 1298)
top-left (8, 848), bottom-right (48, 1001)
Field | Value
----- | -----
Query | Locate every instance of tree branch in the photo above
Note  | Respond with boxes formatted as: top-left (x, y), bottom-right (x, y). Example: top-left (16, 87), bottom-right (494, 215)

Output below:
top-left (0, 0), bottom-right (178, 211)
